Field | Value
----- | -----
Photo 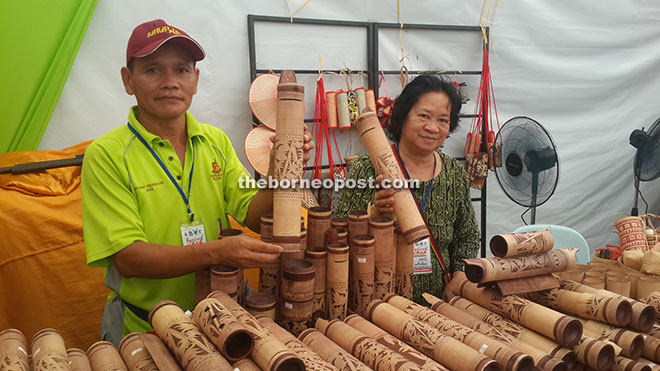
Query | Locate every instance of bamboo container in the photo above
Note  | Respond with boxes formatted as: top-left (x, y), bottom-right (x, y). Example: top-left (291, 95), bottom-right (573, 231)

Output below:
top-left (336, 228), bottom-right (348, 245)
top-left (194, 268), bottom-right (211, 306)
top-left (273, 70), bottom-right (304, 253)
top-left (395, 226), bottom-right (414, 299)
top-left (607, 275), bottom-right (632, 297)
top-left (365, 300), bottom-right (500, 370)
top-left (616, 216), bottom-right (648, 252)
top-left (336, 91), bottom-right (351, 130)
top-left (355, 87), bottom-right (367, 114)
top-left (348, 210), bottom-right (370, 311)
top-left (464, 248), bottom-right (578, 284)
top-left (356, 110), bottom-right (430, 244)
top-left (87, 341), bottom-right (127, 371)
top-left (280, 299), bottom-right (314, 337)
top-left (572, 336), bottom-right (615, 370)
top-left (385, 293), bottom-right (534, 371)
top-left (139, 333), bottom-right (182, 371)
top-left (558, 277), bottom-right (656, 332)
top-left (327, 243), bottom-right (350, 320)
top-left (639, 292), bottom-right (660, 316)
top-left (119, 333), bottom-right (158, 371)
top-left (561, 268), bottom-right (585, 283)
top-left (305, 248), bottom-right (328, 316)
top-left (584, 277), bottom-right (606, 289)
top-left (315, 318), bottom-right (424, 371)
top-left (613, 356), bottom-right (652, 371)
top-left (0, 329), bottom-right (29, 371)
top-left (298, 328), bottom-right (372, 371)
top-left (636, 276), bottom-right (660, 300)
top-left (524, 288), bottom-right (632, 327)
top-left (423, 294), bottom-right (567, 371)
top-left (344, 314), bottom-right (448, 371)
top-left (261, 213), bottom-right (273, 241)
top-left (331, 217), bottom-right (348, 230)
top-left (192, 298), bottom-right (253, 361)
top-left (259, 257), bottom-right (280, 304)
top-left (578, 319), bottom-right (644, 359)
top-left (642, 335), bottom-right (660, 363)
top-left (31, 328), bottom-right (72, 371)
top-left (257, 317), bottom-right (338, 371)
top-left (149, 300), bottom-right (233, 371)
top-left (450, 271), bottom-right (583, 347)
top-left (365, 89), bottom-right (377, 113)
top-left (245, 293), bottom-right (277, 321)
top-left (232, 358), bottom-right (262, 371)
top-left (281, 258), bottom-right (316, 302)
top-left (208, 291), bottom-right (305, 371)
top-left (370, 216), bottom-right (396, 299)
top-left (210, 265), bottom-right (242, 303)
top-left (67, 348), bottom-right (92, 371)
top-left (352, 235), bottom-right (375, 316)
top-left (308, 206), bottom-right (332, 251)
top-left (490, 230), bottom-right (554, 258)
top-left (326, 91), bottom-right (338, 129)
top-left (448, 296), bottom-right (578, 369)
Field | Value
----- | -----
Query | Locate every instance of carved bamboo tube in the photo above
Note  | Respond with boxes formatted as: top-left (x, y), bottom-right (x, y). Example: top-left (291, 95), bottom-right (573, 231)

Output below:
top-left (385, 293), bottom-right (534, 371)
top-left (641, 335), bottom-right (660, 363)
top-left (138, 333), bottom-right (182, 371)
top-left (273, 70), bottom-right (304, 252)
top-left (31, 328), bottom-right (72, 371)
top-left (305, 248), bottom-right (327, 316)
top-left (210, 265), bottom-right (241, 303)
top-left (579, 319), bottom-right (644, 359)
top-left (343, 314), bottom-right (449, 371)
top-left (394, 226), bottom-right (414, 300)
top-left (572, 336), bottom-right (615, 371)
top-left (259, 214), bottom-right (280, 299)
top-left (149, 300), bottom-right (232, 371)
top-left (327, 243), bottom-right (349, 320)
top-left (231, 358), bottom-right (261, 371)
top-left (464, 248), bottom-right (577, 284)
top-left (366, 299), bottom-right (500, 371)
top-left (280, 299), bottom-right (314, 337)
top-left (639, 292), bottom-right (660, 318)
top-left (192, 298), bottom-right (254, 361)
top-left (348, 210), bottom-right (370, 311)
top-left (370, 216), bottom-right (396, 299)
top-left (352, 235), bottom-right (375, 317)
top-left (451, 272), bottom-right (583, 347)
top-left (315, 318), bottom-right (423, 371)
top-left (524, 288), bottom-right (632, 327)
top-left (356, 110), bottom-right (430, 244)
top-left (244, 293), bottom-right (277, 321)
top-left (208, 291), bottom-right (305, 371)
top-left (87, 341), bottom-right (127, 371)
top-left (308, 206), bottom-right (332, 251)
top-left (0, 329), bottom-right (29, 371)
top-left (118, 333), bottom-right (158, 371)
top-left (298, 328), bottom-right (372, 371)
top-left (66, 348), bottom-right (92, 371)
top-left (490, 230), bottom-right (554, 258)
top-left (613, 356), bottom-right (652, 371)
top-left (257, 317), bottom-right (338, 371)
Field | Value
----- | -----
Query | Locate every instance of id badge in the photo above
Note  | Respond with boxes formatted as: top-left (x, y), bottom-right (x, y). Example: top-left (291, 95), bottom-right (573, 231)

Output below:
top-left (181, 220), bottom-right (206, 246)
top-left (413, 237), bottom-right (432, 275)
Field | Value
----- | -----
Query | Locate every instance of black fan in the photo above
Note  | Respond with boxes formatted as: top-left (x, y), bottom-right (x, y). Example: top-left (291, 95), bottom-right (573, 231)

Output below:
top-left (629, 116), bottom-right (660, 216)
top-left (494, 116), bottom-right (559, 224)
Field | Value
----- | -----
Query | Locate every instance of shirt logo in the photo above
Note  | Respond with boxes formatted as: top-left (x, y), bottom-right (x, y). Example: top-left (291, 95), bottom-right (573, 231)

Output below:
top-left (210, 159), bottom-right (223, 181)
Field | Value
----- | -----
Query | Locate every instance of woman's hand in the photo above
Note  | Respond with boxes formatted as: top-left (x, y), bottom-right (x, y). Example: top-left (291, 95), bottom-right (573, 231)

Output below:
top-left (373, 174), bottom-right (396, 215)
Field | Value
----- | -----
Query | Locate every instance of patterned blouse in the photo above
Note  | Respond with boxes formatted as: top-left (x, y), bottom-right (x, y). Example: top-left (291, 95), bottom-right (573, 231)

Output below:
top-left (333, 151), bottom-right (480, 304)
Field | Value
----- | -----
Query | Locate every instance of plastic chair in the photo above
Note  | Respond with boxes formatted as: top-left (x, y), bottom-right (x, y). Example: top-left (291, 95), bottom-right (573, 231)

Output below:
top-left (512, 224), bottom-right (591, 265)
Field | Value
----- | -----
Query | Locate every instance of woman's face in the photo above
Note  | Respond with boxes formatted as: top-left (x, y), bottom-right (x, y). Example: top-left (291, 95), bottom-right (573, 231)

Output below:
top-left (400, 91), bottom-right (452, 155)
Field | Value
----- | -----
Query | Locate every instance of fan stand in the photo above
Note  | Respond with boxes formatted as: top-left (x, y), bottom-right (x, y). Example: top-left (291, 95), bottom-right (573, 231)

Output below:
top-left (631, 173), bottom-right (641, 217)
top-left (530, 168), bottom-right (539, 224)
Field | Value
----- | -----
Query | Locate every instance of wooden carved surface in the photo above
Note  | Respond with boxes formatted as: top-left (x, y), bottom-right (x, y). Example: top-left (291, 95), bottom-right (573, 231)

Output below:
top-left (374, 264), bottom-right (394, 300)
top-left (394, 273), bottom-right (413, 300)
top-left (32, 352), bottom-right (71, 371)
top-left (258, 264), bottom-right (280, 299)
top-left (464, 248), bottom-right (577, 283)
top-left (160, 321), bottom-right (229, 371)
top-left (327, 283), bottom-right (348, 320)
top-left (372, 152), bottom-right (405, 181)
top-left (490, 230), bottom-right (553, 258)
top-left (299, 329), bottom-right (372, 371)
top-left (272, 134), bottom-right (303, 180)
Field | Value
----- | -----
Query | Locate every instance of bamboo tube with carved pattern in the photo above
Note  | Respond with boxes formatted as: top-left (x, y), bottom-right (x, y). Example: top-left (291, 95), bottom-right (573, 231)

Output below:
top-left (394, 226), bottom-right (414, 299)
top-left (308, 207), bottom-right (332, 251)
top-left (578, 319), bottom-right (644, 360)
top-left (31, 328), bottom-right (72, 371)
top-left (298, 328), bottom-right (372, 371)
top-left (119, 333), bottom-right (158, 371)
top-left (490, 230), bottom-right (554, 258)
top-left (352, 235), bottom-right (375, 316)
top-left (66, 348), bottom-right (92, 371)
top-left (192, 298), bottom-right (253, 361)
top-left (231, 358), bottom-right (261, 371)
top-left (138, 333), bottom-right (182, 371)
top-left (348, 210), bottom-right (370, 311)
top-left (572, 336), bottom-right (615, 370)
top-left (306, 248), bottom-right (327, 317)
top-left (327, 243), bottom-right (349, 320)
top-left (0, 329), bottom-right (29, 371)
top-left (87, 341), bottom-right (128, 371)
top-left (612, 356), bottom-right (652, 371)
top-left (370, 216), bottom-right (396, 299)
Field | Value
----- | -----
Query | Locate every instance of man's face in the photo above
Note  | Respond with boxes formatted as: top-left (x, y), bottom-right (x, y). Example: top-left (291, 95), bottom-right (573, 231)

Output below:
top-left (121, 43), bottom-right (199, 122)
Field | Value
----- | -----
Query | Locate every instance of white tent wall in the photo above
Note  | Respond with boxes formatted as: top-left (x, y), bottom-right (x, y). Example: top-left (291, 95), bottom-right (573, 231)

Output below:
top-left (40, 0), bottom-right (660, 257)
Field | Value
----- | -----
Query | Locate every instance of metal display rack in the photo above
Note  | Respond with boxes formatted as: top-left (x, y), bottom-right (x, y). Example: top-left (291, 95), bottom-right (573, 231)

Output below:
top-left (247, 14), bottom-right (490, 257)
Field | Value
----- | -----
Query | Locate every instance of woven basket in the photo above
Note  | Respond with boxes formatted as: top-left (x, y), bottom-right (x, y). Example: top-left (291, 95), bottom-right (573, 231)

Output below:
top-left (641, 250), bottom-right (660, 276)
top-left (622, 250), bottom-right (645, 271)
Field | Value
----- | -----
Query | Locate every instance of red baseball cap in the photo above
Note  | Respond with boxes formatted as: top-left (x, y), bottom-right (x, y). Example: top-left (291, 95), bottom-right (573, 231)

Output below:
top-left (126, 19), bottom-right (205, 65)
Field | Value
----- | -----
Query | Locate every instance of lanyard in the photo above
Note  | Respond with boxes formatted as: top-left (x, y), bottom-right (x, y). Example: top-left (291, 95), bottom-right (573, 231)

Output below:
top-left (396, 143), bottom-right (435, 212)
top-left (128, 123), bottom-right (196, 222)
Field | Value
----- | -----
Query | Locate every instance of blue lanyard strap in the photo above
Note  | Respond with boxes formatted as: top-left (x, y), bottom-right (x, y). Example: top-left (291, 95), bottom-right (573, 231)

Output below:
top-left (396, 143), bottom-right (435, 212)
top-left (127, 123), bottom-right (196, 221)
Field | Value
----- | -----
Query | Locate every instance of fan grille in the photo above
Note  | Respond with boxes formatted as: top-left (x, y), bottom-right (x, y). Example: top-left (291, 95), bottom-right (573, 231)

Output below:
top-left (635, 117), bottom-right (660, 182)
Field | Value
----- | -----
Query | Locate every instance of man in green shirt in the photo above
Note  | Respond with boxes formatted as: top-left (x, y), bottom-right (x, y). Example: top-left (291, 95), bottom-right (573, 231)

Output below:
top-left (81, 19), bottom-right (313, 345)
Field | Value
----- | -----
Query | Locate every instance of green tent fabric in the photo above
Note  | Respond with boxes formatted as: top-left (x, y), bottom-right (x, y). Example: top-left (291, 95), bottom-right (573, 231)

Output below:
top-left (1, 0), bottom-right (98, 154)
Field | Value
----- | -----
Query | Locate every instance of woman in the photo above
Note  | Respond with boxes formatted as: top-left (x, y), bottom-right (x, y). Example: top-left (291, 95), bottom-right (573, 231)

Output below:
top-left (334, 73), bottom-right (480, 304)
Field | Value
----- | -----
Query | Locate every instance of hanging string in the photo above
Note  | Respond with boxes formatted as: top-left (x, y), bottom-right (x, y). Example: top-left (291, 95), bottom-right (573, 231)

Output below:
top-left (285, 0), bottom-right (312, 23)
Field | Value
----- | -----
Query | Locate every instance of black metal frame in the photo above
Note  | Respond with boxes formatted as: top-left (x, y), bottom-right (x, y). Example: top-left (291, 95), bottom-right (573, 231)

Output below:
top-left (247, 14), bottom-right (489, 257)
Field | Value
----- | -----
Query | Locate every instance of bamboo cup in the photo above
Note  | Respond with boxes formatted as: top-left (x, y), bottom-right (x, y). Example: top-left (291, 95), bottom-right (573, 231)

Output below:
top-left (308, 206), bottom-right (332, 251)
top-left (298, 328), bottom-right (372, 371)
top-left (210, 264), bottom-right (242, 303)
top-left (232, 358), bottom-right (262, 371)
top-left (464, 248), bottom-right (578, 284)
top-left (280, 299), bottom-right (314, 337)
top-left (273, 70), bottom-right (304, 253)
top-left (192, 298), bottom-right (254, 362)
top-left (607, 275), bottom-right (632, 297)
top-left (87, 341), bottom-right (127, 371)
top-left (558, 277), bottom-right (656, 332)
top-left (149, 300), bottom-right (233, 371)
top-left (613, 356), bottom-right (652, 371)
top-left (343, 314), bottom-right (449, 371)
top-left (315, 318), bottom-right (425, 371)
top-left (356, 109), bottom-right (430, 244)
top-left (281, 258), bottom-right (316, 302)
top-left (524, 288), bottom-right (632, 327)
top-left (0, 329), bottom-right (29, 371)
top-left (365, 299), bottom-right (500, 371)
top-left (245, 293), bottom-right (277, 321)
top-left (31, 328), bottom-right (72, 371)
top-left (384, 293), bottom-right (534, 371)
top-left (490, 230), bottom-right (554, 258)
top-left (208, 291), bottom-right (305, 371)
top-left (579, 319), bottom-right (644, 359)
top-left (423, 294), bottom-right (567, 371)
top-left (561, 268), bottom-right (585, 283)
top-left (395, 226), bottom-right (414, 300)
top-left (348, 210), bottom-right (370, 311)
top-left (365, 89), bottom-right (377, 113)
top-left (352, 235), bottom-right (375, 316)
top-left (256, 317), bottom-right (337, 371)
top-left (139, 333), bottom-right (182, 371)
top-left (66, 348), bottom-right (92, 371)
top-left (327, 243), bottom-right (350, 320)
top-left (326, 91), bottom-right (338, 129)
top-left (572, 336), bottom-right (615, 370)
top-left (370, 216), bottom-right (396, 299)
top-left (119, 333), bottom-right (158, 371)
top-left (305, 248), bottom-right (328, 317)
top-left (447, 296), bottom-right (577, 370)
top-left (450, 271), bottom-right (583, 347)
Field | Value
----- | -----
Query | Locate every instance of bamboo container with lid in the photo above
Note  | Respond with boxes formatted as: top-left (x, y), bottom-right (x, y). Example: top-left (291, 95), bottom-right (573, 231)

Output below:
top-left (244, 292), bottom-right (277, 321)
top-left (192, 298), bottom-right (254, 362)
top-left (326, 242), bottom-right (349, 320)
top-left (281, 258), bottom-right (316, 302)
top-left (87, 341), bottom-right (127, 371)
top-left (118, 333), bottom-right (158, 371)
top-left (0, 328), bottom-right (29, 371)
top-left (31, 328), bottom-right (72, 371)
top-left (210, 264), bottom-right (242, 303)
top-left (299, 328), bottom-right (372, 371)
top-left (66, 348), bottom-right (92, 371)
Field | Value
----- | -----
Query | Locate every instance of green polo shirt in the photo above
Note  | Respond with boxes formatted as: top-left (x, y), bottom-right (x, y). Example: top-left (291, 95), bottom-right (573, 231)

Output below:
top-left (82, 106), bottom-right (257, 338)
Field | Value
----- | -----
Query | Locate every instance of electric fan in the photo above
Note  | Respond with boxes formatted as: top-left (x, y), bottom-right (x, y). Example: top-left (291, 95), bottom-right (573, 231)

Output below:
top-left (629, 116), bottom-right (660, 216)
top-left (494, 116), bottom-right (559, 224)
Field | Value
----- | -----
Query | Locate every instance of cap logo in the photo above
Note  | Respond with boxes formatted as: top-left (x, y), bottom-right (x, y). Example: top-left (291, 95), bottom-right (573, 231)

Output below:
top-left (147, 26), bottom-right (181, 38)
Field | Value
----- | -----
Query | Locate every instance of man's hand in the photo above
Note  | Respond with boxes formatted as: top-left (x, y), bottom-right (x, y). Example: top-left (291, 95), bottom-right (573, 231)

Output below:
top-left (210, 235), bottom-right (282, 269)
